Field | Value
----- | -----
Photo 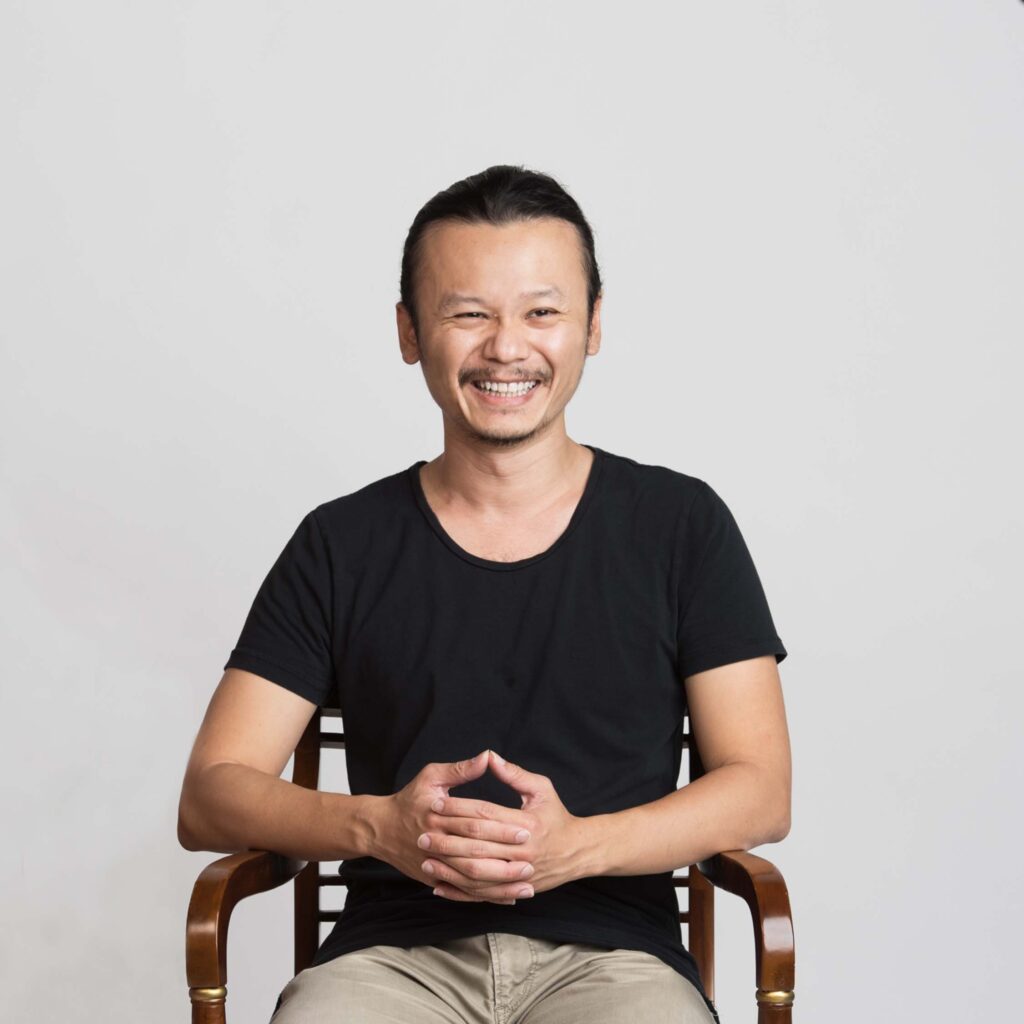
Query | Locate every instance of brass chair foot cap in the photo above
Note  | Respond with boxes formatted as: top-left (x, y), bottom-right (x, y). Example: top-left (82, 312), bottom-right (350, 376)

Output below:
top-left (756, 989), bottom-right (795, 1006)
top-left (190, 986), bottom-right (228, 1002)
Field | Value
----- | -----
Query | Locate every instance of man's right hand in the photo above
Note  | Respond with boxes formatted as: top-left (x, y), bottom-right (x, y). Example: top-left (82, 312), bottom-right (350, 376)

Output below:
top-left (371, 750), bottom-right (536, 905)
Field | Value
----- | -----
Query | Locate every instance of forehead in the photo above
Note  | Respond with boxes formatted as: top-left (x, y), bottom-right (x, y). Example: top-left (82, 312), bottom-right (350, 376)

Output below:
top-left (417, 217), bottom-right (586, 301)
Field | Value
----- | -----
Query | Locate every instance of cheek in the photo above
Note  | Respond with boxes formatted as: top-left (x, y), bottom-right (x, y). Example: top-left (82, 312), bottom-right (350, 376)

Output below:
top-left (546, 323), bottom-right (590, 350)
top-left (539, 333), bottom-right (588, 376)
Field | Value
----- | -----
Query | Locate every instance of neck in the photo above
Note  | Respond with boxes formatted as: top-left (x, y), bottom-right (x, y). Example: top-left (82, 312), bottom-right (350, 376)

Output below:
top-left (422, 434), bottom-right (592, 518)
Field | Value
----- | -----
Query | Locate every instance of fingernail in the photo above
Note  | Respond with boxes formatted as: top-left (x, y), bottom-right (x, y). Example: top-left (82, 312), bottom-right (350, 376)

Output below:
top-left (491, 750), bottom-right (506, 764)
top-left (519, 864), bottom-right (533, 878)
top-left (431, 798), bottom-right (444, 812)
top-left (418, 834), bottom-right (431, 849)
top-left (515, 829), bottom-right (530, 842)
top-left (516, 886), bottom-right (533, 898)
top-left (433, 887), bottom-right (442, 896)
top-left (422, 861), bottom-right (434, 874)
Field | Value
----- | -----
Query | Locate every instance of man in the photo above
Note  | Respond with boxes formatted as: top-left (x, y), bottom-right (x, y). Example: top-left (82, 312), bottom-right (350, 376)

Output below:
top-left (177, 164), bottom-right (791, 1024)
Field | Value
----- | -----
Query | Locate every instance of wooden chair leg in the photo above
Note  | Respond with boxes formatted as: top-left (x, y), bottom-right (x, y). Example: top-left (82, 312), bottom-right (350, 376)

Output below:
top-left (687, 865), bottom-right (715, 1003)
top-left (756, 988), bottom-right (794, 1023)
top-left (189, 985), bottom-right (227, 1024)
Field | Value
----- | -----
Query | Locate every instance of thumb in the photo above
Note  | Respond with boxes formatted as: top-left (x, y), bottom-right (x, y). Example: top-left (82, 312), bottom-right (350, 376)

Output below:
top-left (429, 749), bottom-right (491, 788)
top-left (487, 750), bottom-right (546, 799)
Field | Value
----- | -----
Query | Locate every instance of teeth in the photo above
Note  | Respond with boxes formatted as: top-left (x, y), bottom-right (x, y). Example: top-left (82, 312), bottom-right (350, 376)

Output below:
top-left (475, 380), bottom-right (539, 394)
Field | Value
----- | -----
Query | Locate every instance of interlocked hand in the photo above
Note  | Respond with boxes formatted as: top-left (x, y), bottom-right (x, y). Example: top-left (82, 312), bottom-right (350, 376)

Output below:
top-left (418, 749), bottom-right (585, 904)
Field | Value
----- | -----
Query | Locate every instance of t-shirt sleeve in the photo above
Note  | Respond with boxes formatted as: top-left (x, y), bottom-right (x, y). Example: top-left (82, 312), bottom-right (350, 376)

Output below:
top-left (223, 508), bottom-right (336, 706)
top-left (675, 480), bottom-right (788, 680)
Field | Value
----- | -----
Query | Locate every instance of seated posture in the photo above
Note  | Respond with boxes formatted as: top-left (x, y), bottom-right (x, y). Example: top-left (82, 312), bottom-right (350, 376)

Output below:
top-left (178, 164), bottom-right (791, 1024)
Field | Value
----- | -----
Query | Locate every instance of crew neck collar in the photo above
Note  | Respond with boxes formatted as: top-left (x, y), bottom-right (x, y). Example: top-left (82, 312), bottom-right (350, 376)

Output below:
top-left (407, 445), bottom-right (605, 572)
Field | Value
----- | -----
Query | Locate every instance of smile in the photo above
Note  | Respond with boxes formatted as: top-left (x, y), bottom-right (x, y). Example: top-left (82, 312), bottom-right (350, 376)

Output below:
top-left (472, 380), bottom-right (540, 395)
top-left (469, 380), bottom-right (542, 406)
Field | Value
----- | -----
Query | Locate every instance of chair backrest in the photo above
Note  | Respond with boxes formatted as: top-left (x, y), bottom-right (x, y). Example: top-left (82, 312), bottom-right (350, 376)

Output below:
top-left (288, 696), bottom-right (717, 995)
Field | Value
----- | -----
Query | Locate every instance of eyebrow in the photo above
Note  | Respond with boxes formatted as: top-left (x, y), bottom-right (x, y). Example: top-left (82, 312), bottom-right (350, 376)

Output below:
top-left (438, 287), bottom-right (566, 312)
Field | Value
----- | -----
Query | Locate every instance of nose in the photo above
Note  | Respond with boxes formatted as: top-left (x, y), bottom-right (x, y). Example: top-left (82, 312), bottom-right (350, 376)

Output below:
top-left (480, 316), bottom-right (531, 363)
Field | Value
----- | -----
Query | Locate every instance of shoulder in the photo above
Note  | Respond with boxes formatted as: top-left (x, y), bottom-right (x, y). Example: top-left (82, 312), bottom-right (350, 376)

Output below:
top-left (595, 445), bottom-right (709, 513)
top-left (299, 463), bottom-right (418, 563)
top-left (593, 448), bottom-right (753, 560)
top-left (313, 465), bottom-right (409, 521)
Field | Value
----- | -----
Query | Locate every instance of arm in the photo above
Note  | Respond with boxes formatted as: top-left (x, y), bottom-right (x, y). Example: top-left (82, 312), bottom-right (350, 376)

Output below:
top-left (575, 654), bottom-right (791, 877)
top-left (180, 670), bottom-right (534, 903)
top-left (177, 668), bottom-right (381, 862)
top-left (421, 654), bottom-right (790, 896)
top-left (423, 484), bottom-right (790, 891)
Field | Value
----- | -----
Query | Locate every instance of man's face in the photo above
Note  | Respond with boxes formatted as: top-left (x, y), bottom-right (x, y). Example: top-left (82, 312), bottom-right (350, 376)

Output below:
top-left (397, 217), bottom-right (602, 449)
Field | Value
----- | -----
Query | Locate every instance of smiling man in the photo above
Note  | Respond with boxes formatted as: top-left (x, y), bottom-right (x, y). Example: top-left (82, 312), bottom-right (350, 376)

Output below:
top-left (178, 165), bottom-right (791, 1024)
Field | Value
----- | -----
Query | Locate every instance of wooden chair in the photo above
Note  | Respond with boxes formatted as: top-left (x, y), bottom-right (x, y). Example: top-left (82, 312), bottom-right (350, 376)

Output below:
top-left (185, 700), bottom-right (796, 1022)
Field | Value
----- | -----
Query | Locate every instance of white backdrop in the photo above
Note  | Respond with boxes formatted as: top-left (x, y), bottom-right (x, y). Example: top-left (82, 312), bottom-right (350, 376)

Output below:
top-left (2, 3), bottom-right (1022, 1022)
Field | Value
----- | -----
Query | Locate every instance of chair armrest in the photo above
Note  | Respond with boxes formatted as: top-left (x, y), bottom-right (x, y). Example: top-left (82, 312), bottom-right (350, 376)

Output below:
top-left (186, 849), bottom-right (305, 990)
top-left (695, 849), bottom-right (795, 1008)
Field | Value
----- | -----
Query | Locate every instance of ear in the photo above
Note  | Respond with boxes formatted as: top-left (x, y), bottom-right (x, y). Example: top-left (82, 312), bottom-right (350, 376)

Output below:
top-left (586, 293), bottom-right (603, 356)
top-left (397, 302), bottom-right (422, 366)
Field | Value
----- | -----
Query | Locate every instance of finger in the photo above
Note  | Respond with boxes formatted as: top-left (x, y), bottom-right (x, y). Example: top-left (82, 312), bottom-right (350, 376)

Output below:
top-left (431, 883), bottom-right (516, 905)
top-left (418, 831), bottom-right (535, 863)
top-left (487, 751), bottom-right (548, 798)
top-left (421, 856), bottom-right (536, 896)
top-left (418, 830), bottom-right (532, 861)
top-left (430, 796), bottom-right (533, 830)
top-left (424, 750), bottom-right (491, 790)
top-left (422, 816), bottom-right (532, 847)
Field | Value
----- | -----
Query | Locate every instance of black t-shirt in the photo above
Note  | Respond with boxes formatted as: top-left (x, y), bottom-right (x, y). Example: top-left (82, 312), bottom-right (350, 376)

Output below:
top-left (224, 444), bottom-right (787, 1020)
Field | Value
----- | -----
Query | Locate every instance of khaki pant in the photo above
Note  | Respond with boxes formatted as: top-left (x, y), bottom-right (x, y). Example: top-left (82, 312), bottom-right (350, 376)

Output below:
top-left (269, 931), bottom-right (719, 1023)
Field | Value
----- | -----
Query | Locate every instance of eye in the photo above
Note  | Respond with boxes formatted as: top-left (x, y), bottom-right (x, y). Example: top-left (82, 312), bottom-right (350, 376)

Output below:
top-left (529, 308), bottom-right (557, 318)
top-left (455, 312), bottom-right (486, 319)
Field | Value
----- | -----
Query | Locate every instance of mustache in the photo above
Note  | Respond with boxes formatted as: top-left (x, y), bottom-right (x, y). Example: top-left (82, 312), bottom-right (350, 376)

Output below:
top-left (461, 371), bottom-right (548, 385)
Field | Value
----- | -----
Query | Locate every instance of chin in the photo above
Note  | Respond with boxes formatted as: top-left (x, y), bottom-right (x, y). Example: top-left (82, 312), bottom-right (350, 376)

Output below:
top-left (469, 427), bottom-right (542, 447)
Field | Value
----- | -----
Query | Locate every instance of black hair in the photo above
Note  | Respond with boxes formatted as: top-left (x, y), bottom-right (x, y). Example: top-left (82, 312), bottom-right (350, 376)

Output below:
top-left (399, 164), bottom-right (602, 338)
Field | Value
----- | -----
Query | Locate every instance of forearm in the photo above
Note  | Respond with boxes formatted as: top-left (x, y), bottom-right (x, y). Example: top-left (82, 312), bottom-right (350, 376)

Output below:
top-left (576, 762), bottom-right (790, 878)
top-left (178, 761), bottom-right (384, 863)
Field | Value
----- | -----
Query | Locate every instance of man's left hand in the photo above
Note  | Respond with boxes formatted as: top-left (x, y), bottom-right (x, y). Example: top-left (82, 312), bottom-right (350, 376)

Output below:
top-left (418, 750), bottom-right (589, 902)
